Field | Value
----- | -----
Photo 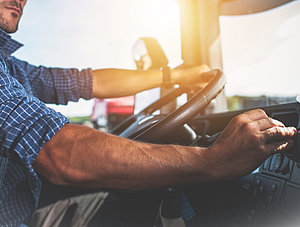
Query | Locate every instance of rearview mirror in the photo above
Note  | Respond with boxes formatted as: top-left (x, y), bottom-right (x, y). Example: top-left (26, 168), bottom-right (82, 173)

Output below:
top-left (132, 37), bottom-right (169, 70)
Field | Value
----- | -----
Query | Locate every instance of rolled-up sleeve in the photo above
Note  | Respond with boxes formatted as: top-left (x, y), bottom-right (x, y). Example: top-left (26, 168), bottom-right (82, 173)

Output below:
top-left (0, 70), bottom-right (69, 226)
top-left (6, 56), bottom-right (93, 105)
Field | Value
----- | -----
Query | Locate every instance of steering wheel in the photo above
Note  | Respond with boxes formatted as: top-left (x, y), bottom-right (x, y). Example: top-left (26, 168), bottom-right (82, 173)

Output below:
top-left (111, 69), bottom-right (226, 143)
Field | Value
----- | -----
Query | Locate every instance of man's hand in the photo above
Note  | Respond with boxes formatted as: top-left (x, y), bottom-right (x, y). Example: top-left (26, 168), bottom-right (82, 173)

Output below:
top-left (207, 109), bottom-right (297, 180)
top-left (172, 64), bottom-right (211, 87)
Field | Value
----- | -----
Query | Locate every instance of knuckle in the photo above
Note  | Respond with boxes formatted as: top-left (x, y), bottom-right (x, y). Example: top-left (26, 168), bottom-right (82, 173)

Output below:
top-left (232, 115), bottom-right (245, 125)
top-left (274, 127), bottom-right (282, 136)
top-left (241, 122), bottom-right (255, 134)
top-left (268, 127), bottom-right (280, 137)
top-left (267, 117), bottom-right (276, 126)
top-left (248, 130), bottom-right (263, 147)
top-left (256, 109), bottom-right (266, 115)
top-left (269, 117), bottom-right (285, 127)
top-left (247, 108), bottom-right (266, 116)
top-left (254, 109), bottom-right (268, 118)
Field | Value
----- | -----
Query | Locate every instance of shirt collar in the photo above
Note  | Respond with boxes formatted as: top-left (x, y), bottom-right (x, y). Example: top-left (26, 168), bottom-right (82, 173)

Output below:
top-left (0, 29), bottom-right (23, 56)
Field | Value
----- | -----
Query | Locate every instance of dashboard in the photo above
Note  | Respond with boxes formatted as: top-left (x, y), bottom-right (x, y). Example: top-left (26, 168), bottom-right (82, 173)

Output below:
top-left (37, 102), bottom-right (300, 227)
top-left (185, 102), bottom-right (300, 226)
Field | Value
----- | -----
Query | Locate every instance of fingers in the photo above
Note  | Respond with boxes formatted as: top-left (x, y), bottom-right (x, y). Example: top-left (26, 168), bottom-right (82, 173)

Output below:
top-left (235, 109), bottom-right (297, 155)
top-left (256, 117), bottom-right (285, 131)
top-left (269, 118), bottom-right (285, 127)
top-left (195, 66), bottom-right (213, 83)
top-left (242, 109), bottom-right (269, 121)
top-left (264, 139), bottom-right (294, 155)
top-left (248, 110), bottom-right (297, 155)
top-left (198, 64), bottom-right (210, 73)
top-left (175, 64), bottom-right (211, 85)
top-left (198, 73), bottom-right (213, 83)
top-left (242, 109), bottom-right (287, 131)
top-left (263, 126), bottom-right (297, 143)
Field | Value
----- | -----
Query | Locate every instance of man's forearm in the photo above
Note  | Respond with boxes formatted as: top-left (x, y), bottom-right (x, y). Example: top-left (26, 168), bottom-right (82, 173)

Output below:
top-left (92, 69), bottom-right (163, 98)
top-left (33, 123), bottom-right (212, 191)
top-left (92, 65), bottom-right (211, 98)
top-left (33, 110), bottom-right (297, 191)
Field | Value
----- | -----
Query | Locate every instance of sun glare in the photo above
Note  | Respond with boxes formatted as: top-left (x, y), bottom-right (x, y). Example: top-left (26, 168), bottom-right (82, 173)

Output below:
top-left (139, 0), bottom-right (180, 29)
top-left (15, 0), bottom-right (182, 117)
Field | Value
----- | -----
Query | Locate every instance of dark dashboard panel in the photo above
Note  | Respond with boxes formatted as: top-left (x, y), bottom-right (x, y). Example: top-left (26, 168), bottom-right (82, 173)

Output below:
top-left (188, 102), bottom-right (300, 226)
top-left (189, 102), bottom-right (300, 135)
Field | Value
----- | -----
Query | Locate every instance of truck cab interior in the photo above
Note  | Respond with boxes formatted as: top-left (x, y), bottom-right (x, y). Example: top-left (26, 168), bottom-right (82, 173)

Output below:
top-left (38, 0), bottom-right (300, 226)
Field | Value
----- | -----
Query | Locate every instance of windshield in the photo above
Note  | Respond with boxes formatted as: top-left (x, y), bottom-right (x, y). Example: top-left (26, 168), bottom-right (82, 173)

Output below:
top-left (219, 1), bottom-right (300, 110)
top-left (14, 0), bottom-right (182, 118)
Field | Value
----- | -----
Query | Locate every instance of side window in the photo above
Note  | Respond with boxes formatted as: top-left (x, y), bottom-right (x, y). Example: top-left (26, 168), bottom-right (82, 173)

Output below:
top-left (219, 1), bottom-right (300, 110)
top-left (14, 0), bottom-right (182, 118)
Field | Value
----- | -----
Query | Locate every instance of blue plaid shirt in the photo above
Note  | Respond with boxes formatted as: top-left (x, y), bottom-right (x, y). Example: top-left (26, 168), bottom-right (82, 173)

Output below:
top-left (0, 29), bottom-right (94, 226)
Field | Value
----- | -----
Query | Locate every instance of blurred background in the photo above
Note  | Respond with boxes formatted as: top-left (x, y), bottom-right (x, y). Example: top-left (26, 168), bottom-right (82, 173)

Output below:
top-left (11, 0), bottom-right (300, 127)
top-left (13, 0), bottom-right (182, 120)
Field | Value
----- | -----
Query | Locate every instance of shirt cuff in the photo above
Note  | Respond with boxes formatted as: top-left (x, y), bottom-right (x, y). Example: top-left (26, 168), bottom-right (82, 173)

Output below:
top-left (78, 68), bottom-right (93, 100)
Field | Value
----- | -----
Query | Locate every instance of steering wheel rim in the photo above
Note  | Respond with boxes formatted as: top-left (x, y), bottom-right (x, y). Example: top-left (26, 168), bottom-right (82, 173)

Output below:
top-left (134, 69), bottom-right (226, 142)
top-left (111, 85), bottom-right (191, 133)
top-left (113, 69), bottom-right (225, 143)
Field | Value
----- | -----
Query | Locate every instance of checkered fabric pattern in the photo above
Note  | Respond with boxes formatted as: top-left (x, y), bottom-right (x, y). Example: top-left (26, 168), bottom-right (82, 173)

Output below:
top-left (6, 56), bottom-right (93, 104)
top-left (0, 29), bottom-right (93, 226)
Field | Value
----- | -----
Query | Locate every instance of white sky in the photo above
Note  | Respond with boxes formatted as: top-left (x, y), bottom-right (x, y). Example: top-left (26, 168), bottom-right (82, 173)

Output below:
top-left (220, 0), bottom-right (300, 97)
top-left (12, 0), bottom-right (182, 117)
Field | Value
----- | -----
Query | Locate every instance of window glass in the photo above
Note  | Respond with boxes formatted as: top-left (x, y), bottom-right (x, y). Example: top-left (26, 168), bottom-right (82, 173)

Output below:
top-left (14, 0), bottom-right (182, 117)
top-left (219, 1), bottom-right (300, 110)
